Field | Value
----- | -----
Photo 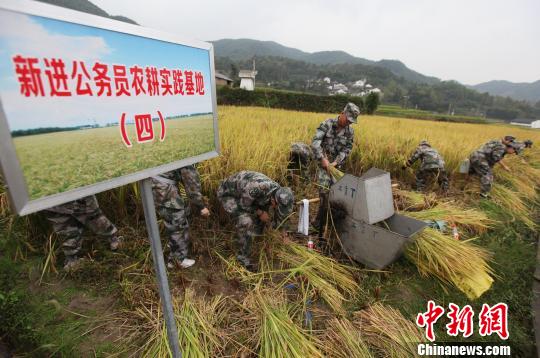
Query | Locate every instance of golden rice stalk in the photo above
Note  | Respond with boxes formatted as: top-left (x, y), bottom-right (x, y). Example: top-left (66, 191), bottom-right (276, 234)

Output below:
top-left (393, 189), bottom-right (436, 211)
top-left (490, 183), bottom-right (536, 230)
top-left (320, 318), bottom-right (373, 358)
top-left (252, 289), bottom-right (323, 358)
top-left (355, 303), bottom-right (423, 357)
top-left (139, 289), bottom-right (226, 357)
top-left (277, 241), bottom-right (359, 314)
top-left (407, 201), bottom-right (495, 234)
top-left (405, 228), bottom-right (494, 300)
top-left (328, 165), bottom-right (345, 181)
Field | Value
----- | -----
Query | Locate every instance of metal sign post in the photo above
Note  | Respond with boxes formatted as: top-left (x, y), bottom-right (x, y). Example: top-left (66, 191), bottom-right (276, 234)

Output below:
top-left (140, 178), bottom-right (181, 358)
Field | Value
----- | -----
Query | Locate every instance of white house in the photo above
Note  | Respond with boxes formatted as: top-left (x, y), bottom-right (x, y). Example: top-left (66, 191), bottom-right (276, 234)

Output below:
top-left (323, 77), bottom-right (331, 84)
top-left (239, 69), bottom-right (257, 91)
top-left (352, 79), bottom-right (366, 88)
top-left (333, 83), bottom-right (348, 92)
top-left (510, 118), bottom-right (538, 128)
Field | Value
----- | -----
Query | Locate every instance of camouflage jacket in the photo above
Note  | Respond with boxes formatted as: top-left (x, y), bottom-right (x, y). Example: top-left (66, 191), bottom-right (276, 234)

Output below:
top-left (218, 171), bottom-right (280, 213)
top-left (311, 118), bottom-right (354, 165)
top-left (407, 145), bottom-right (445, 170)
top-left (155, 165), bottom-right (205, 210)
top-left (45, 195), bottom-right (99, 215)
top-left (290, 142), bottom-right (313, 163)
top-left (471, 140), bottom-right (506, 167)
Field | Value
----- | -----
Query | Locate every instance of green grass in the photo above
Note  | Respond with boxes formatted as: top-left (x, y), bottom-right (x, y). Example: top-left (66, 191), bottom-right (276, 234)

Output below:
top-left (14, 115), bottom-right (215, 199)
top-left (376, 104), bottom-right (487, 123)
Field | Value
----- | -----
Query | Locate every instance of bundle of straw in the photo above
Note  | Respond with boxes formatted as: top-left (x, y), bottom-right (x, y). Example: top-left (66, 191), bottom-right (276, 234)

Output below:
top-left (394, 189), bottom-right (435, 211)
top-left (490, 183), bottom-right (536, 230)
top-left (407, 201), bottom-right (495, 234)
top-left (406, 228), bottom-right (494, 300)
top-left (320, 318), bottom-right (373, 358)
top-left (277, 241), bottom-right (359, 314)
top-left (252, 289), bottom-right (323, 358)
top-left (139, 289), bottom-right (226, 357)
top-left (328, 166), bottom-right (345, 181)
top-left (355, 303), bottom-right (423, 357)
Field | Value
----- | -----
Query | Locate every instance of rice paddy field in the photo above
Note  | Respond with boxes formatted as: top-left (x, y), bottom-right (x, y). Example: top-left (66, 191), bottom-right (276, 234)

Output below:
top-left (1, 105), bottom-right (539, 356)
top-left (13, 114), bottom-right (215, 199)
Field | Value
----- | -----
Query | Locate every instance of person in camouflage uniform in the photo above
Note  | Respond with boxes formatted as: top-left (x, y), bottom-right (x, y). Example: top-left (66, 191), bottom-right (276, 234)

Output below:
top-left (45, 195), bottom-right (122, 271)
top-left (217, 171), bottom-right (294, 270)
top-left (288, 142), bottom-right (313, 181)
top-left (152, 165), bottom-right (210, 269)
top-left (468, 136), bottom-right (521, 197)
top-left (403, 140), bottom-right (449, 192)
top-left (311, 102), bottom-right (359, 237)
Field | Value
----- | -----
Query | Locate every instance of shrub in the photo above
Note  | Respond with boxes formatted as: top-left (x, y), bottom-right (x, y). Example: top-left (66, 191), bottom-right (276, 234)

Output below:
top-left (217, 86), bottom-right (364, 114)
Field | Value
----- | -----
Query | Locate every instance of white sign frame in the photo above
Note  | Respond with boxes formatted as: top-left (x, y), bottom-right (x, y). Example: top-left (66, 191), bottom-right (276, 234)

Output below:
top-left (0, 0), bottom-right (220, 215)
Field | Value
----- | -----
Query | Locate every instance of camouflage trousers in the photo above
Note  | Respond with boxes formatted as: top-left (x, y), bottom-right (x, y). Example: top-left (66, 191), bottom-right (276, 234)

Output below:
top-left (152, 179), bottom-right (191, 261)
top-left (416, 168), bottom-right (449, 192)
top-left (314, 165), bottom-right (338, 239)
top-left (46, 197), bottom-right (117, 258)
top-left (469, 156), bottom-right (493, 194)
top-left (218, 195), bottom-right (264, 265)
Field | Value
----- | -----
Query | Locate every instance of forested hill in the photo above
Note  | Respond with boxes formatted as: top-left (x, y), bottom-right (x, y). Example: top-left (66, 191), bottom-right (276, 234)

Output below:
top-left (36, 0), bottom-right (138, 24)
top-left (469, 80), bottom-right (540, 104)
top-left (212, 39), bottom-right (439, 85)
top-left (216, 55), bottom-right (540, 120)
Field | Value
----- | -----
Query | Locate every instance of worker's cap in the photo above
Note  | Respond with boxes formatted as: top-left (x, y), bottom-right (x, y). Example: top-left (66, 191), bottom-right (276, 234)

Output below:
top-left (419, 140), bottom-right (431, 147)
top-left (343, 102), bottom-right (360, 123)
top-left (504, 135), bottom-right (516, 143)
top-left (524, 139), bottom-right (533, 148)
top-left (274, 187), bottom-right (294, 221)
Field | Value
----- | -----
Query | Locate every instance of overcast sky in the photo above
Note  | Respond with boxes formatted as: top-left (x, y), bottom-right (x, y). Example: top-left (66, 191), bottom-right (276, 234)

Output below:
top-left (92, 0), bottom-right (539, 85)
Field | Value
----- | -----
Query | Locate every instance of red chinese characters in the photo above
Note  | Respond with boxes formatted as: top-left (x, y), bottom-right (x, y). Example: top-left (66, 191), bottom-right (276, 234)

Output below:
top-left (172, 69), bottom-right (184, 95)
top-left (479, 303), bottom-right (509, 340)
top-left (120, 111), bottom-right (167, 147)
top-left (416, 302), bottom-right (510, 342)
top-left (446, 303), bottom-right (474, 338)
top-left (44, 58), bottom-right (71, 96)
top-left (184, 70), bottom-right (195, 95)
top-left (195, 71), bottom-right (205, 95)
top-left (11, 56), bottom-right (207, 98)
top-left (71, 60), bottom-right (93, 96)
top-left (113, 65), bottom-right (131, 96)
top-left (134, 114), bottom-right (154, 143)
top-left (92, 62), bottom-right (112, 97)
top-left (13, 55), bottom-right (45, 97)
top-left (160, 68), bottom-right (173, 96)
top-left (145, 66), bottom-right (160, 96)
top-left (130, 65), bottom-right (146, 95)
top-left (416, 300), bottom-right (445, 342)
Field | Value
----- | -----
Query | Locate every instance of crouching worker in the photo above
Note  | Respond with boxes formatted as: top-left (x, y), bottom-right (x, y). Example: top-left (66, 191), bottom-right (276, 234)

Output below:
top-left (152, 165), bottom-right (210, 269)
top-left (468, 136), bottom-right (521, 198)
top-left (403, 140), bottom-right (449, 192)
top-left (45, 195), bottom-right (123, 271)
top-left (217, 171), bottom-right (294, 270)
top-left (288, 142), bottom-right (313, 182)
